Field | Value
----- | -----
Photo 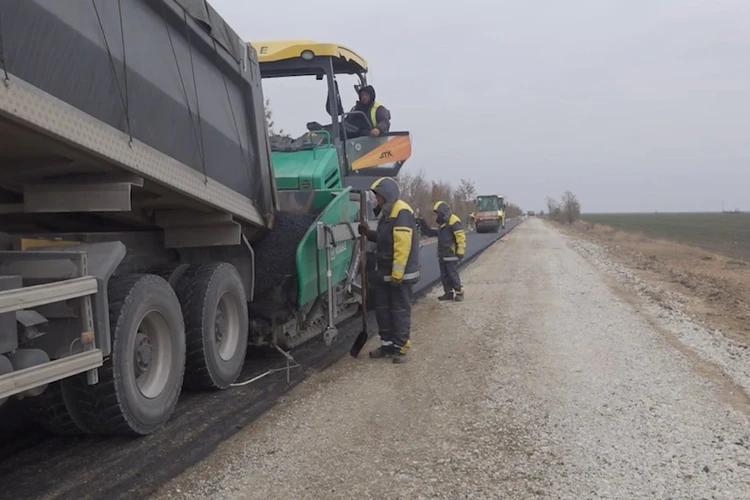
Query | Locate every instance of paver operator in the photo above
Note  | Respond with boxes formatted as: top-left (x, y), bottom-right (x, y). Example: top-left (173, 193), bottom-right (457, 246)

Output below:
top-left (417, 201), bottom-right (467, 301)
top-left (358, 177), bottom-right (420, 363)
top-left (326, 84), bottom-right (391, 138)
top-left (353, 85), bottom-right (391, 137)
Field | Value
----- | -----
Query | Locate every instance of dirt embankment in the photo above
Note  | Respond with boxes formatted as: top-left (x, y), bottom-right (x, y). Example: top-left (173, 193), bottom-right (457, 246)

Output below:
top-left (569, 220), bottom-right (750, 347)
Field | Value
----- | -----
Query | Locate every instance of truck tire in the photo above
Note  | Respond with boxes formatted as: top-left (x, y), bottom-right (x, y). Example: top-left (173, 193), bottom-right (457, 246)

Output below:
top-left (26, 381), bottom-right (88, 435)
top-left (64, 274), bottom-right (186, 436)
top-left (147, 263), bottom-right (191, 289)
top-left (175, 263), bottom-right (248, 390)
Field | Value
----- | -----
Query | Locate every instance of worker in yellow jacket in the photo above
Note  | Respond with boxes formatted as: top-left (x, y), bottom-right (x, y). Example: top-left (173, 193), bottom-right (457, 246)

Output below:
top-left (358, 177), bottom-right (420, 363)
top-left (417, 201), bottom-right (467, 301)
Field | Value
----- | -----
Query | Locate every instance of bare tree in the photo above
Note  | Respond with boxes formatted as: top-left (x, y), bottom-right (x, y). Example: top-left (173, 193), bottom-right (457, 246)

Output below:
top-left (504, 202), bottom-right (523, 218)
top-left (399, 169), bottom-right (432, 220)
top-left (264, 99), bottom-right (290, 138)
top-left (544, 192), bottom-right (582, 224)
top-left (546, 197), bottom-right (561, 221)
top-left (396, 170), bottom-right (477, 228)
top-left (452, 178), bottom-right (477, 223)
top-left (264, 98), bottom-right (274, 134)
top-left (561, 190), bottom-right (581, 224)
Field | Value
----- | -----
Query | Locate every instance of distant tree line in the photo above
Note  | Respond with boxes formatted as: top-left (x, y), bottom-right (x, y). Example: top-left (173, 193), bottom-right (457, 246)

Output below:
top-left (399, 169), bottom-right (523, 227)
top-left (546, 191), bottom-right (581, 224)
top-left (505, 203), bottom-right (523, 219)
top-left (399, 170), bottom-right (476, 225)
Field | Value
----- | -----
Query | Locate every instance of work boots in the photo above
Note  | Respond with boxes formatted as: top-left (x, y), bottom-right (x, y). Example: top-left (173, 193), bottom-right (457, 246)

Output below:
top-left (392, 340), bottom-right (411, 364)
top-left (392, 352), bottom-right (407, 363)
top-left (439, 290), bottom-right (465, 301)
top-left (369, 345), bottom-right (394, 358)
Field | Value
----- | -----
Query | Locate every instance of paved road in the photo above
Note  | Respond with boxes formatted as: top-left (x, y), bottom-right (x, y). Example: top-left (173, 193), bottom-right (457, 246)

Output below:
top-left (417, 227), bottom-right (515, 297)
top-left (0, 221), bottom-right (519, 500)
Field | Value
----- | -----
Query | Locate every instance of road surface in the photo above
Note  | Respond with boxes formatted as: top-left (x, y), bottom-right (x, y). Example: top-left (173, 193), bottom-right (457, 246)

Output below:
top-left (0, 222), bottom-right (518, 500)
top-left (150, 219), bottom-right (750, 500)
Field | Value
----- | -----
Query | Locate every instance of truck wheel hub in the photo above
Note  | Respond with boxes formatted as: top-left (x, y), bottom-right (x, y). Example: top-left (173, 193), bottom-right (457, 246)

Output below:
top-left (135, 332), bottom-right (154, 374)
top-left (215, 309), bottom-right (227, 343)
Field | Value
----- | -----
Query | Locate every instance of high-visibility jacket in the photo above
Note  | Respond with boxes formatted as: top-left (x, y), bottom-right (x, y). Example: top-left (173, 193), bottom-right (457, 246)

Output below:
top-left (371, 199), bottom-right (420, 282)
top-left (366, 177), bottom-right (420, 283)
top-left (369, 103), bottom-right (381, 129)
top-left (350, 102), bottom-right (382, 130)
top-left (418, 201), bottom-right (467, 261)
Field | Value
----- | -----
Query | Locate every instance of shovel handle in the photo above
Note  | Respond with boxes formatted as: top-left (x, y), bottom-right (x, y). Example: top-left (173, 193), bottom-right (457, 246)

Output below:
top-left (359, 191), bottom-right (368, 322)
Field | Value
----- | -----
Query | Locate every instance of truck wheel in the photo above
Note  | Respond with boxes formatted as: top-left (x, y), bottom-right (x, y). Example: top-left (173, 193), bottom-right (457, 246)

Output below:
top-left (175, 263), bottom-right (248, 390)
top-left (147, 263), bottom-right (190, 289)
top-left (64, 274), bottom-right (185, 436)
top-left (25, 381), bottom-right (88, 435)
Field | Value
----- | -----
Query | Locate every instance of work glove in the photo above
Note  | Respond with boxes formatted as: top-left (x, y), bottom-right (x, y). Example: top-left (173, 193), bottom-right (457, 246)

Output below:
top-left (389, 278), bottom-right (403, 288)
top-left (358, 223), bottom-right (370, 237)
top-left (457, 254), bottom-right (464, 261)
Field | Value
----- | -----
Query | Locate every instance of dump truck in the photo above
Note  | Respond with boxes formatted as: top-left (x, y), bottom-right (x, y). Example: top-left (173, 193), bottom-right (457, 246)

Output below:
top-left (0, 2), bottom-right (411, 436)
top-left (472, 194), bottom-right (506, 233)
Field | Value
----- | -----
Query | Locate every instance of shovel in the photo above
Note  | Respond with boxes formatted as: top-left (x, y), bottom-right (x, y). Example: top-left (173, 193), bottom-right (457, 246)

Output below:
top-left (350, 191), bottom-right (369, 357)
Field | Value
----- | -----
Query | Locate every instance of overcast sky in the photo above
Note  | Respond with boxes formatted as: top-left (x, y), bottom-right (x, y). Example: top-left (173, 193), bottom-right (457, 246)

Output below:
top-left (212, 0), bottom-right (750, 213)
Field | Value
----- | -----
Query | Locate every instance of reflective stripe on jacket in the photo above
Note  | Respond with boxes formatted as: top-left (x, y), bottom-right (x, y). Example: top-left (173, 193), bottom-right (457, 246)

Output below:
top-left (370, 103), bottom-right (381, 130)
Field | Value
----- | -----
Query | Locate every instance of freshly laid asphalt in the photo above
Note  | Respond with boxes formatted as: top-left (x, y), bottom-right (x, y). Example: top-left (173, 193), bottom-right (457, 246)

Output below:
top-left (0, 221), bottom-right (519, 500)
top-left (416, 227), bottom-right (516, 298)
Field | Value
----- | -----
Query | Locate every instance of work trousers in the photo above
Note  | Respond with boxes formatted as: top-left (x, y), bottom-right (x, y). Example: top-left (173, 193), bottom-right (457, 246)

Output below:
top-left (439, 259), bottom-right (462, 292)
top-left (374, 280), bottom-right (413, 349)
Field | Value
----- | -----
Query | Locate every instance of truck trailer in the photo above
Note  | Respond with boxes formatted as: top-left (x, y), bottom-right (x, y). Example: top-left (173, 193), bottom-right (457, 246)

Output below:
top-left (0, 1), bottom-right (411, 436)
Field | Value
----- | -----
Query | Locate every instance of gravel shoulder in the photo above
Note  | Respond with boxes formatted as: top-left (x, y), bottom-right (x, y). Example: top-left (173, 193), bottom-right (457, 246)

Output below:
top-left (573, 220), bottom-right (750, 347)
top-left (151, 219), bottom-right (750, 500)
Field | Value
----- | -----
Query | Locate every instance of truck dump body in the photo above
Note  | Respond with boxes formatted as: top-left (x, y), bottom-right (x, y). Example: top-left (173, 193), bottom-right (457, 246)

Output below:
top-left (0, 0), bottom-right (275, 233)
